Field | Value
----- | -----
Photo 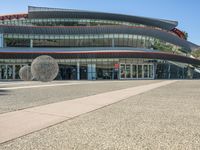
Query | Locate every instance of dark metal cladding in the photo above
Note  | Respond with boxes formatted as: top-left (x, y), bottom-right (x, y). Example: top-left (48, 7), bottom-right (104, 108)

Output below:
top-left (28, 6), bottom-right (178, 30)
top-left (0, 51), bottom-right (200, 65)
top-left (0, 25), bottom-right (196, 51)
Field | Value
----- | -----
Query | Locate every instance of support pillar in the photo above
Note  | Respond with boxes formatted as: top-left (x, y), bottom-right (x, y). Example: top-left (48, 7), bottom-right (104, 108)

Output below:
top-left (13, 65), bottom-right (16, 80)
top-left (77, 62), bottom-right (80, 80)
top-left (0, 34), bottom-right (3, 48)
top-left (30, 39), bottom-right (33, 48)
top-left (112, 38), bottom-right (115, 47)
top-left (168, 64), bottom-right (171, 79)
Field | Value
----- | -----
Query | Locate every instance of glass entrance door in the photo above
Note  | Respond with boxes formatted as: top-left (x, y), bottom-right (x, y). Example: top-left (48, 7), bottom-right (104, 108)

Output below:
top-left (120, 64), bottom-right (154, 79)
top-left (138, 65), bottom-right (143, 79)
top-left (126, 64), bottom-right (131, 79)
top-left (132, 65), bottom-right (137, 79)
top-left (80, 66), bottom-right (87, 80)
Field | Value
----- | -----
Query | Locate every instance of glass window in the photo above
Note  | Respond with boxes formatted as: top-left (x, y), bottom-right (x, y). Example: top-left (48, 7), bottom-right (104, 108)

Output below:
top-left (132, 65), bottom-right (137, 78)
top-left (144, 65), bottom-right (148, 78)
top-left (138, 65), bottom-right (143, 78)
top-left (120, 64), bottom-right (125, 79)
top-left (126, 64), bottom-right (131, 78)
top-left (149, 65), bottom-right (154, 78)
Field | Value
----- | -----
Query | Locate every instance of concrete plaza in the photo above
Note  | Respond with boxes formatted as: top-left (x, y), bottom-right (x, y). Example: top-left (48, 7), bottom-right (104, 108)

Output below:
top-left (0, 80), bottom-right (200, 150)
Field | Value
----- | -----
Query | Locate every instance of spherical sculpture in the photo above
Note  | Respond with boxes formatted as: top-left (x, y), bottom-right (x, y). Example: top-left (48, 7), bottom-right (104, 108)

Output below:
top-left (19, 66), bottom-right (33, 81)
top-left (31, 55), bottom-right (59, 82)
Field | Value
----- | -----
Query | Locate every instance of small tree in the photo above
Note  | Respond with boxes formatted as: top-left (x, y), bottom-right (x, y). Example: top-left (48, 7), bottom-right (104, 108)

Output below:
top-left (192, 48), bottom-right (200, 59)
top-left (183, 31), bottom-right (188, 40)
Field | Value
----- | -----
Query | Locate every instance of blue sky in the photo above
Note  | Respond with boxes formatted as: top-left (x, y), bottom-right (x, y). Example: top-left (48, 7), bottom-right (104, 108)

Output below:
top-left (0, 0), bottom-right (199, 45)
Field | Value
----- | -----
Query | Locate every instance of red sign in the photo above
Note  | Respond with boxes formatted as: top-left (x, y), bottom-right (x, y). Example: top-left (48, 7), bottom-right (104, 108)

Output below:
top-left (114, 64), bottom-right (119, 69)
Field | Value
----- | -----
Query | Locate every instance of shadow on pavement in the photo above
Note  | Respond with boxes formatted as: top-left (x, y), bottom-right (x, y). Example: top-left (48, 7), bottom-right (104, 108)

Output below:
top-left (0, 89), bottom-right (9, 96)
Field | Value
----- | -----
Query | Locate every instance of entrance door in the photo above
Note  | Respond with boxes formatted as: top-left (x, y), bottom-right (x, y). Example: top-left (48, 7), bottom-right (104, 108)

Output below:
top-left (126, 64), bottom-right (131, 79)
top-left (87, 64), bottom-right (96, 80)
top-left (120, 63), bottom-right (154, 80)
top-left (138, 65), bottom-right (143, 79)
top-left (59, 65), bottom-right (77, 80)
top-left (80, 66), bottom-right (87, 80)
top-left (120, 64), bottom-right (125, 79)
top-left (143, 65), bottom-right (149, 78)
top-left (132, 65), bottom-right (137, 79)
top-left (0, 65), bottom-right (7, 79)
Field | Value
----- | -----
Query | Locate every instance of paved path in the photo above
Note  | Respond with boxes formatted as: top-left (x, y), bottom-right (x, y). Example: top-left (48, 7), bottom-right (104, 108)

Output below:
top-left (0, 80), bottom-right (176, 144)
top-left (0, 80), bottom-right (159, 114)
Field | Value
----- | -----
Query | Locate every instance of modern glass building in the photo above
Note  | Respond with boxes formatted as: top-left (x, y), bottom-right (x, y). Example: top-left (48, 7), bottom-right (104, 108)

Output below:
top-left (0, 6), bottom-right (200, 80)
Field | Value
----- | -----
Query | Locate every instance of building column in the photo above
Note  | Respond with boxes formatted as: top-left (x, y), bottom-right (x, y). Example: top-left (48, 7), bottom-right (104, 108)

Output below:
top-left (0, 34), bottom-right (3, 48)
top-left (168, 64), bottom-right (171, 79)
top-left (13, 65), bottom-right (16, 80)
top-left (112, 38), bottom-right (115, 47)
top-left (77, 62), bottom-right (80, 80)
top-left (142, 65), bottom-right (144, 79)
top-left (30, 39), bottom-right (33, 48)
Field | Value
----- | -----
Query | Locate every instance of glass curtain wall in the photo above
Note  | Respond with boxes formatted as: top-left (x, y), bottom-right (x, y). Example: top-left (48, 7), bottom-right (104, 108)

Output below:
top-left (0, 18), bottom-right (148, 28)
top-left (4, 34), bottom-right (185, 55)
top-left (1, 59), bottom-right (195, 80)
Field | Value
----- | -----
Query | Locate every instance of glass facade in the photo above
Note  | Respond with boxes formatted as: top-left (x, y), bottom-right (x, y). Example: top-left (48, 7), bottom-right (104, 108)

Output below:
top-left (0, 58), bottom-right (155, 80)
top-left (3, 33), bottom-right (185, 55)
top-left (1, 58), bottom-right (197, 80)
top-left (0, 18), bottom-right (147, 28)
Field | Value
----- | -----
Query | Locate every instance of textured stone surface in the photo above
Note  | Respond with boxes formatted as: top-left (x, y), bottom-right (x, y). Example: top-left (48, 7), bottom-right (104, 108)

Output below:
top-left (31, 55), bottom-right (59, 82)
top-left (19, 66), bottom-right (32, 81)
top-left (0, 81), bottom-right (173, 144)
top-left (1, 81), bottom-right (200, 150)
top-left (0, 80), bottom-right (159, 114)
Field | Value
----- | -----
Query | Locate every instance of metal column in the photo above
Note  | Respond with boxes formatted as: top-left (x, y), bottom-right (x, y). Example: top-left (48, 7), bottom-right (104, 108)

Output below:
top-left (0, 34), bottom-right (3, 48)
top-left (30, 39), bottom-right (33, 48)
top-left (77, 62), bottom-right (80, 80)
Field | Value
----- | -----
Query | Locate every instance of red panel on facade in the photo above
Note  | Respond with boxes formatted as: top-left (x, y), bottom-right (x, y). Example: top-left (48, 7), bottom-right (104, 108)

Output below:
top-left (171, 28), bottom-right (185, 39)
top-left (0, 14), bottom-right (28, 21)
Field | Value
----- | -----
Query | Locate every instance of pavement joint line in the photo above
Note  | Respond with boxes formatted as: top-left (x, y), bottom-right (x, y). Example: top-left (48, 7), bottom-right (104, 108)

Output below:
top-left (0, 83), bottom-right (81, 90)
top-left (0, 82), bottom-right (33, 86)
top-left (0, 80), bottom-right (132, 90)
top-left (0, 80), bottom-right (177, 144)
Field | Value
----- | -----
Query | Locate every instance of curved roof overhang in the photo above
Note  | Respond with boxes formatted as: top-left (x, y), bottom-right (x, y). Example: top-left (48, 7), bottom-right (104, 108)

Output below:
top-left (0, 25), bottom-right (197, 51)
top-left (0, 49), bottom-right (200, 66)
top-left (28, 6), bottom-right (178, 31)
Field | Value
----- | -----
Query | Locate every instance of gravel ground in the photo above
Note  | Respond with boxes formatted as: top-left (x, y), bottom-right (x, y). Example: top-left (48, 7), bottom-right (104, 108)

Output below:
top-left (1, 80), bottom-right (200, 150)
top-left (0, 80), bottom-right (158, 114)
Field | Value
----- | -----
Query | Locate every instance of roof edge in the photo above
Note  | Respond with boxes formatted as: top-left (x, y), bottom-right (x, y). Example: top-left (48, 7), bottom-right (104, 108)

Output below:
top-left (28, 6), bottom-right (178, 28)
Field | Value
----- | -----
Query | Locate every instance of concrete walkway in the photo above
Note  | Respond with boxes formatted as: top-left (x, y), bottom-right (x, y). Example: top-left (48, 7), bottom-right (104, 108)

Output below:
top-left (0, 80), bottom-right (176, 144)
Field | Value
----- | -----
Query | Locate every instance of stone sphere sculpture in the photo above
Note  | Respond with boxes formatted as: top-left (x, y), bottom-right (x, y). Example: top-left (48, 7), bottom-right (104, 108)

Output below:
top-left (31, 55), bottom-right (59, 82)
top-left (19, 66), bottom-right (33, 81)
